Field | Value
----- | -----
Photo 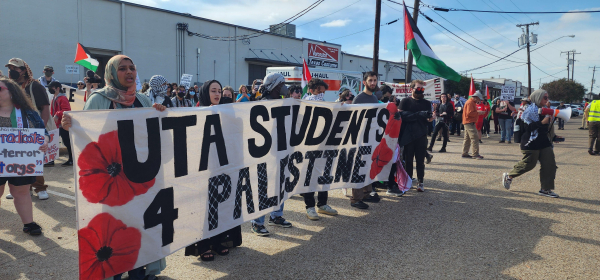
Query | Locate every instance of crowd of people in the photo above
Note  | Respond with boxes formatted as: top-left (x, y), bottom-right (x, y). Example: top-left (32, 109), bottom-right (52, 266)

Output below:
top-left (0, 54), bottom-right (594, 280)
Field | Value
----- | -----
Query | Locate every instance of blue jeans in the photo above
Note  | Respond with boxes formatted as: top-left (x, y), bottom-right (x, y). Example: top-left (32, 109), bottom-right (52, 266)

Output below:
top-left (499, 118), bottom-right (513, 141)
top-left (252, 203), bottom-right (284, 226)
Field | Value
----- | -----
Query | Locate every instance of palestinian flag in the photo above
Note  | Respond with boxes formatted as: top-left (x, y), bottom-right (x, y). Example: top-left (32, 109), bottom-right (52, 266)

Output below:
top-left (469, 75), bottom-right (475, 96)
top-left (301, 58), bottom-right (311, 98)
top-left (74, 43), bottom-right (99, 72)
top-left (403, 2), bottom-right (461, 82)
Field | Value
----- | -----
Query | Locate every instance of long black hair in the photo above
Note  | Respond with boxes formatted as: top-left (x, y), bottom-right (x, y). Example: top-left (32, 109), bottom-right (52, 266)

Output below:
top-left (0, 77), bottom-right (35, 111)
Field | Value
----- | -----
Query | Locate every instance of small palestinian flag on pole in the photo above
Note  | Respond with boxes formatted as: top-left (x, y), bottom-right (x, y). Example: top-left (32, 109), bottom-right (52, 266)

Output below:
top-left (469, 74), bottom-right (476, 96)
top-left (403, 2), bottom-right (461, 82)
top-left (74, 43), bottom-right (99, 72)
top-left (301, 58), bottom-right (312, 98)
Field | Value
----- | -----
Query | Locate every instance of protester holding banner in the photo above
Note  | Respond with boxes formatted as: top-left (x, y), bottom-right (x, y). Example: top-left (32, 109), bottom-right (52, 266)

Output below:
top-left (300, 78), bottom-right (339, 220)
top-left (6, 58), bottom-right (52, 200)
top-left (398, 79), bottom-right (435, 192)
top-left (0, 77), bottom-right (49, 235)
top-left (48, 81), bottom-right (73, 166)
top-left (339, 89), bottom-right (354, 104)
top-left (185, 79), bottom-right (243, 261)
top-left (147, 75), bottom-right (173, 108)
top-left (347, 72), bottom-right (382, 208)
top-left (61, 55), bottom-right (168, 280)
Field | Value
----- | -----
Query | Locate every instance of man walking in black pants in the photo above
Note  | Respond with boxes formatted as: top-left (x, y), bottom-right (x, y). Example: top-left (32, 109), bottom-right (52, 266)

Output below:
top-left (428, 93), bottom-right (453, 152)
top-left (399, 80), bottom-right (434, 192)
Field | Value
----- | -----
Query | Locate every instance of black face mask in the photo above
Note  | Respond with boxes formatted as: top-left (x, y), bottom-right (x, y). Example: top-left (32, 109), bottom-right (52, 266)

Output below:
top-left (9, 70), bottom-right (20, 80)
top-left (220, 97), bottom-right (233, 104)
top-left (413, 92), bottom-right (425, 100)
top-left (415, 89), bottom-right (425, 95)
top-left (177, 91), bottom-right (185, 98)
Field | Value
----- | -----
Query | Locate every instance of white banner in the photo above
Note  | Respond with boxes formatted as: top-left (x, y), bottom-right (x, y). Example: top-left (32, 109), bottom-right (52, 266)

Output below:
top-left (0, 127), bottom-right (45, 177)
top-left (44, 129), bottom-right (60, 164)
top-left (180, 74), bottom-right (193, 89)
top-left (501, 85), bottom-right (515, 101)
top-left (69, 99), bottom-right (400, 280)
top-left (383, 78), bottom-right (444, 101)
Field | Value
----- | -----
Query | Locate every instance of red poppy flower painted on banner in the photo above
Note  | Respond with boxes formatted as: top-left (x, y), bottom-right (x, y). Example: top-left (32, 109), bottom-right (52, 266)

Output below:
top-left (78, 130), bottom-right (155, 206)
top-left (384, 102), bottom-right (402, 138)
top-left (79, 213), bottom-right (141, 280)
top-left (370, 138), bottom-right (393, 179)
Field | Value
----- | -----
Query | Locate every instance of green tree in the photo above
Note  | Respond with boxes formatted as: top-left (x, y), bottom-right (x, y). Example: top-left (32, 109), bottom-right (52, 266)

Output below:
top-left (541, 78), bottom-right (586, 103)
top-left (445, 76), bottom-right (480, 97)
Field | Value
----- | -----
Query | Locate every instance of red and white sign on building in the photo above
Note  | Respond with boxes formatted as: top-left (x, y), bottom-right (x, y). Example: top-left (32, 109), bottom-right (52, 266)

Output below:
top-left (307, 43), bottom-right (339, 68)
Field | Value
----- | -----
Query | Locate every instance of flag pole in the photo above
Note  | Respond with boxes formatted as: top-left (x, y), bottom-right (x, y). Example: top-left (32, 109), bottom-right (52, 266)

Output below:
top-left (405, 0), bottom-right (420, 83)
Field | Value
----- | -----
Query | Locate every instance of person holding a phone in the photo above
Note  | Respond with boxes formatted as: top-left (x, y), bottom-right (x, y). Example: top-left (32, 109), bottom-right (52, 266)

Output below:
top-left (495, 99), bottom-right (516, 143)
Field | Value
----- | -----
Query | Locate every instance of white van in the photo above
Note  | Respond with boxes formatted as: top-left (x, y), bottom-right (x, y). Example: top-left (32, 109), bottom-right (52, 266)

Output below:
top-left (266, 67), bottom-right (363, 101)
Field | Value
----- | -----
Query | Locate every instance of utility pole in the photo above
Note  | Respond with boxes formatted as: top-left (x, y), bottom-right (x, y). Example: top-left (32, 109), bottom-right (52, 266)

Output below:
top-left (405, 0), bottom-right (420, 83)
top-left (571, 50), bottom-right (580, 81)
top-left (590, 66), bottom-right (597, 94)
top-left (517, 22), bottom-right (538, 96)
top-left (372, 0), bottom-right (382, 76)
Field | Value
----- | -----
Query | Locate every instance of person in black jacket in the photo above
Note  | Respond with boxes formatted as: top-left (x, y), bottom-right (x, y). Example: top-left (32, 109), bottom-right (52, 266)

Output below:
top-left (502, 89), bottom-right (563, 198)
top-left (398, 80), bottom-right (435, 192)
top-left (428, 93), bottom-right (454, 152)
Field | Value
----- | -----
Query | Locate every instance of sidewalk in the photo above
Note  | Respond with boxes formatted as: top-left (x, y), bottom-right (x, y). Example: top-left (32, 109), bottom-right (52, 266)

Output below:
top-left (1, 118), bottom-right (598, 279)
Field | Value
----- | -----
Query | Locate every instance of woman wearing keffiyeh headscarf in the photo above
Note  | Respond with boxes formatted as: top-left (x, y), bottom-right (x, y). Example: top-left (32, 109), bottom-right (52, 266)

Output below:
top-left (147, 75), bottom-right (173, 107)
top-left (501, 89), bottom-right (562, 198)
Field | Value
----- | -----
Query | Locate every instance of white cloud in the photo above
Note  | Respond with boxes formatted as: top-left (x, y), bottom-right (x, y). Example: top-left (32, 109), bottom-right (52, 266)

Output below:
top-left (559, 8), bottom-right (598, 23)
top-left (320, 19), bottom-right (351, 27)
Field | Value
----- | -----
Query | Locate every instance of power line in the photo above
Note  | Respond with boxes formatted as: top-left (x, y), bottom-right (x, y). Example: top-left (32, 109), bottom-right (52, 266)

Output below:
top-left (299, 0), bottom-right (363, 27)
top-left (454, 0), bottom-right (514, 42)
top-left (417, 3), bottom-right (600, 14)
top-left (186, 0), bottom-right (324, 41)
top-left (462, 48), bottom-right (525, 72)
top-left (539, 69), bottom-right (567, 80)
top-left (325, 18), bottom-right (400, 42)
top-left (481, 0), bottom-right (519, 25)
top-left (418, 11), bottom-right (524, 64)
top-left (472, 63), bottom-right (527, 75)
top-left (508, 0), bottom-right (535, 22)
top-left (427, 6), bottom-right (525, 62)
top-left (531, 62), bottom-right (563, 79)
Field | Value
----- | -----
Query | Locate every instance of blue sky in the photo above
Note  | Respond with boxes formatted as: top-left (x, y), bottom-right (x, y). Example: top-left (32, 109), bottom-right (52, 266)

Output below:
top-left (128, 0), bottom-right (600, 91)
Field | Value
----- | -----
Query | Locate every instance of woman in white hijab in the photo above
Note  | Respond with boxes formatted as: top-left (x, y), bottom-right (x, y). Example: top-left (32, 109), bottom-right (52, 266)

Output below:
top-left (501, 89), bottom-right (562, 198)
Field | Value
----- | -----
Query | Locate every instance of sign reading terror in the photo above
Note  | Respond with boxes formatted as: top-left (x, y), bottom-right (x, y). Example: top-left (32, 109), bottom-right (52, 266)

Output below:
top-left (69, 100), bottom-right (400, 280)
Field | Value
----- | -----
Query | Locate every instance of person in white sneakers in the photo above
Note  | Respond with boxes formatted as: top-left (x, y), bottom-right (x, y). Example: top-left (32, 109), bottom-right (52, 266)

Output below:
top-left (302, 78), bottom-right (338, 220)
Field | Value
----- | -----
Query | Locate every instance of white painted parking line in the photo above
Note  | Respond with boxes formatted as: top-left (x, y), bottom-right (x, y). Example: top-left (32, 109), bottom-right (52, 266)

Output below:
top-left (46, 190), bottom-right (76, 201)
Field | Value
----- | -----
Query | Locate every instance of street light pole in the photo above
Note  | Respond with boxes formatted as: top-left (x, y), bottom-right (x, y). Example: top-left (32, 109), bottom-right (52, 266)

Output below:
top-left (372, 0), bottom-right (381, 76)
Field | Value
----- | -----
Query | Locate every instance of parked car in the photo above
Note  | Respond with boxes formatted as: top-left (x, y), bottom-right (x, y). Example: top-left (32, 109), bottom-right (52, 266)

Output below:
top-left (571, 104), bottom-right (584, 115)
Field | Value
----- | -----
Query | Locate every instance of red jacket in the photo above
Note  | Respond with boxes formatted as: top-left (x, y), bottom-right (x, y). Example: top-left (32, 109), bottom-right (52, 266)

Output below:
top-left (51, 94), bottom-right (71, 128)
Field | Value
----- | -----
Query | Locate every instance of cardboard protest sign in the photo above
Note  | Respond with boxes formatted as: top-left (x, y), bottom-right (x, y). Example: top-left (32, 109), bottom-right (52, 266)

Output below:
top-left (501, 85), bottom-right (515, 101)
top-left (382, 78), bottom-right (444, 101)
top-left (0, 127), bottom-right (45, 177)
top-left (69, 100), bottom-right (400, 279)
top-left (44, 129), bottom-right (60, 164)
top-left (180, 74), bottom-right (193, 89)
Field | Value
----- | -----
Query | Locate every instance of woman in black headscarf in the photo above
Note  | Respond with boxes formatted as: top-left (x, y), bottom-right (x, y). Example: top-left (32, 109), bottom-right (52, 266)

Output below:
top-left (185, 80), bottom-right (242, 261)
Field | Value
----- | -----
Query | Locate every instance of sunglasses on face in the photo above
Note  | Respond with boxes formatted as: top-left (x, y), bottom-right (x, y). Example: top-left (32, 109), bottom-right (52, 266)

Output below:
top-left (542, 96), bottom-right (548, 100)
top-left (77, 83), bottom-right (84, 85)
top-left (0, 86), bottom-right (7, 91)
top-left (415, 87), bottom-right (425, 91)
